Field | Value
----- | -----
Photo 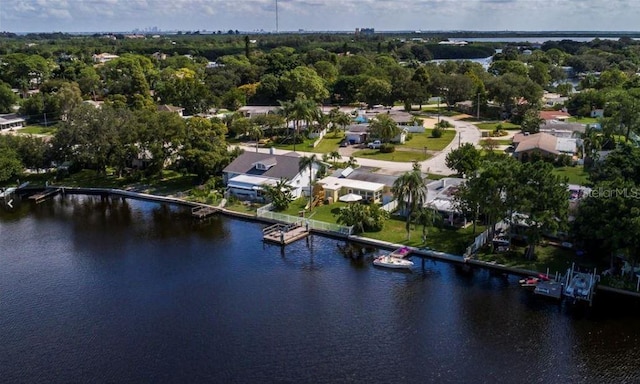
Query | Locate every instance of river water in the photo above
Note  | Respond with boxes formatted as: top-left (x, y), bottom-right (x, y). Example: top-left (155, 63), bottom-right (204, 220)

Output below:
top-left (1, 195), bottom-right (640, 383)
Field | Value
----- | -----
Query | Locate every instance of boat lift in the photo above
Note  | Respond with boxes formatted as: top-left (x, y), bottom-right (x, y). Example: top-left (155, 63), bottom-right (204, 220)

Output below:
top-left (563, 263), bottom-right (599, 306)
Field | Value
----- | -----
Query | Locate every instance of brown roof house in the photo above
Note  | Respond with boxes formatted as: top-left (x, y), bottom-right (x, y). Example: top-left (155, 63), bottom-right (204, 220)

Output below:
top-left (223, 151), bottom-right (319, 202)
top-left (157, 104), bottom-right (185, 117)
top-left (512, 132), bottom-right (577, 161)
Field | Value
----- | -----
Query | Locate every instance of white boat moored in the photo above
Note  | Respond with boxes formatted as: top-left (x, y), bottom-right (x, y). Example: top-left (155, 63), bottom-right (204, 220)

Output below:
top-left (373, 255), bottom-right (414, 269)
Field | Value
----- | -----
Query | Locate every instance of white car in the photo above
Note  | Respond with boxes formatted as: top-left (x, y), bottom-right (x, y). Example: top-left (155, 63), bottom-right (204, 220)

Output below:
top-left (367, 140), bottom-right (382, 149)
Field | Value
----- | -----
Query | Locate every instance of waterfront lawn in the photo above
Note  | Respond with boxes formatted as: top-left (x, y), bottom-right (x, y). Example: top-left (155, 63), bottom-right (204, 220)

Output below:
top-left (224, 200), bottom-right (263, 215)
top-left (476, 122), bottom-right (520, 131)
top-left (476, 243), bottom-right (587, 275)
top-left (280, 197), bottom-right (348, 222)
top-left (363, 216), bottom-right (484, 255)
top-left (552, 166), bottom-right (590, 185)
top-left (405, 130), bottom-right (456, 151)
top-left (17, 168), bottom-right (199, 196)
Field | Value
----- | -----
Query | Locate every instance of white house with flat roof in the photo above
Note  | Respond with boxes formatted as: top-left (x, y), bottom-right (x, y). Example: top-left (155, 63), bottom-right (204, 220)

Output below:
top-left (318, 176), bottom-right (385, 204)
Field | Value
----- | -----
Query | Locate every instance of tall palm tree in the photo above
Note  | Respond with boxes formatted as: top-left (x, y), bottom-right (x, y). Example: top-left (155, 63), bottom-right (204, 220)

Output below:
top-left (282, 94), bottom-right (316, 152)
top-left (248, 125), bottom-right (263, 152)
top-left (416, 206), bottom-right (441, 246)
top-left (299, 154), bottom-right (318, 211)
top-left (329, 150), bottom-right (341, 165)
top-left (335, 110), bottom-right (353, 134)
top-left (369, 114), bottom-right (399, 143)
top-left (392, 170), bottom-right (428, 241)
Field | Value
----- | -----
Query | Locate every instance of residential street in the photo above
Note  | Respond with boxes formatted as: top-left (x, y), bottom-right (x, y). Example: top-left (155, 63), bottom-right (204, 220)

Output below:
top-left (235, 115), bottom-right (481, 176)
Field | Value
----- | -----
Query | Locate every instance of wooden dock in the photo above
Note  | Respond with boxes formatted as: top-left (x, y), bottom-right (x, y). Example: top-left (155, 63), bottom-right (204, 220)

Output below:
top-left (263, 222), bottom-right (309, 245)
top-left (28, 188), bottom-right (61, 204)
top-left (534, 281), bottom-right (563, 300)
top-left (192, 205), bottom-right (218, 219)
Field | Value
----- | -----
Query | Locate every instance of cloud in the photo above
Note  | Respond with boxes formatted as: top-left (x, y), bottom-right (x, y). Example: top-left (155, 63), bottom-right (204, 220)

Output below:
top-left (1, 0), bottom-right (640, 32)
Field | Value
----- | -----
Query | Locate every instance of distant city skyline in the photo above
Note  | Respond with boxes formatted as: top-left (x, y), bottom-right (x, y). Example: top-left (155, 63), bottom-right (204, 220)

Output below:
top-left (1, 0), bottom-right (640, 34)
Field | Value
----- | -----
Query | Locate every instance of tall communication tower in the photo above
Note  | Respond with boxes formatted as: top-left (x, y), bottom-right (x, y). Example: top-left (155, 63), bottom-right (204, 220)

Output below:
top-left (275, 0), bottom-right (279, 33)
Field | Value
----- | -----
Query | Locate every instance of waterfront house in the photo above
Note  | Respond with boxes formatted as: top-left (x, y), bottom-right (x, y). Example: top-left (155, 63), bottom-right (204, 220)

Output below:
top-left (425, 177), bottom-right (467, 227)
top-left (318, 173), bottom-right (385, 204)
top-left (223, 152), bottom-right (318, 202)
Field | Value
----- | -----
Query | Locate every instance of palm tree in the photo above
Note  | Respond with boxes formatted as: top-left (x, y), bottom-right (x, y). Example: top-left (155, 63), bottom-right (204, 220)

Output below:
top-left (580, 125), bottom-right (603, 160)
top-left (328, 107), bottom-right (352, 137)
top-left (281, 94), bottom-right (316, 152)
top-left (313, 108), bottom-right (330, 135)
top-left (329, 150), bottom-right (341, 165)
top-left (299, 154), bottom-right (318, 211)
top-left (392, 170), bottom-right (428, 241)
top-left (248, 125), bottom-right (263, 152)
top-left (369, 114), bottom-right (399, 143)
top-left (415, 206), bottom-right (441, 246)
top-left (263, 178), bottom-right (294, 211)
top-left (347, 156), bottom-right (358, 168)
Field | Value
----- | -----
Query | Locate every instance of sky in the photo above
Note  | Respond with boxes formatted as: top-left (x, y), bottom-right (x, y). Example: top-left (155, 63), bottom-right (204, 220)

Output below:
top-left (1, 0), bottom-right (639, 34)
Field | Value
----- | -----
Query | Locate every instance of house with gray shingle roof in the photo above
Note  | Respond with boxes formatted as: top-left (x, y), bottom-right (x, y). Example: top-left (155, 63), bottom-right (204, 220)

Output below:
top-left (222, 151), bottom-right (319, 202)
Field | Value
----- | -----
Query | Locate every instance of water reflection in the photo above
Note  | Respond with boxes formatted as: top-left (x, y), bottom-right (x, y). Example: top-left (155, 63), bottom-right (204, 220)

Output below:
top-left (2, 195), bottom-right (640, 383)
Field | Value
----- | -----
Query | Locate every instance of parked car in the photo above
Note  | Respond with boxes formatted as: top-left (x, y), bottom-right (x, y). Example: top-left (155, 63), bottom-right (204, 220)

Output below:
top-left (367, 140), bottom-right (382, 149)
top-left (339, 140), bottom-right (349, 147)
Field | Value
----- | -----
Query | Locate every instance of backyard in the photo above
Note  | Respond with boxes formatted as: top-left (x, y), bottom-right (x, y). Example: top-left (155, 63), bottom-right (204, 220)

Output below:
top-left (475, 242), bottom-right (593, 276)
top-left (363, 216), bottom-right (484, 255)
top-left (552, 166), bottom-right (590, 185)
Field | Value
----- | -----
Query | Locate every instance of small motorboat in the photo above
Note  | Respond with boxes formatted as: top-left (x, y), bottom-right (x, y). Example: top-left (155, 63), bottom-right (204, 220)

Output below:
top-left (519, 277), bottom-right (541, 288)
top-left (519, 274), bottom-right (550, 289)
top-left (373, 255), bottom-right (414, 270)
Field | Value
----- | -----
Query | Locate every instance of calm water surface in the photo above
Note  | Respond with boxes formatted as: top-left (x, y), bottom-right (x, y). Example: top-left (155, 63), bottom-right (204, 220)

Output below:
top-left (1, 195), bottom-right (640, 383)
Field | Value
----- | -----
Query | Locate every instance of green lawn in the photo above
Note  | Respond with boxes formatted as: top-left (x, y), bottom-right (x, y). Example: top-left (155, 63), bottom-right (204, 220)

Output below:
top-left (19, 125), bottom-right (57, 135)
top-left (363, 216), bottom-right (485, 255)
top-left (15, 169), bottom-right (199, 196)
top-left (567, 117), bottom-right (599, 124)
top-left (426, 173), bottom-right (453, 180)
top-left (224, 200), bottom-right (262, 215)
top-left (280, 197), bottom-right (348, 220)
top-left (266, 137), bottom-right (316, 152)
top-left (420, 107), bottom-right (460, 117)
top-left (476, 122), bottom-right (521, 131)
top-left (480, 138), bottom-right (512, 146)
top-left (278, 199), bottom-right (483, 255)
top-left (476, 243), bottom-right (584, 275)
top-left (352, 148), bottom-right (429, 162)
top-left (312, 133), bottom-right (345, 154)
top-left (405, 129), bottom-right (456, 151)
top-left (552, 166), bottom-right (590, 185)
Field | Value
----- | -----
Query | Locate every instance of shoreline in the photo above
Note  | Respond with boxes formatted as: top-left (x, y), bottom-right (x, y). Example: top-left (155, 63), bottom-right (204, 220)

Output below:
top-left (14, 185), bottom-right (640, 300)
